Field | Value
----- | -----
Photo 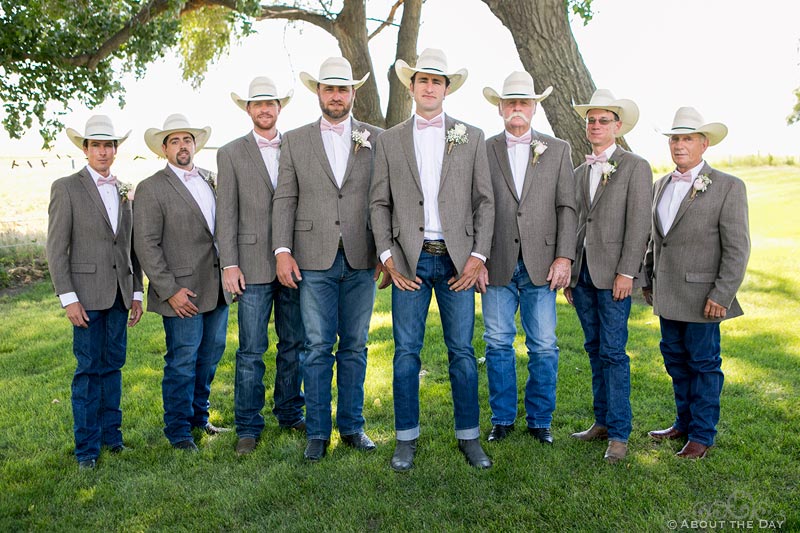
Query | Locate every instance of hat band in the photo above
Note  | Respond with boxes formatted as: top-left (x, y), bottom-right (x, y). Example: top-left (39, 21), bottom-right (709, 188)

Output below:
top-left (87, 133), bottom-right (114, 137)
top-left (322, 76), bottom-right (350, 82)
top-left (672, 126), bottom-right (697, 131)
top-left (420, 67), bottom-right (444, 73)
top-left (251, 93), bottom-right (277, 98)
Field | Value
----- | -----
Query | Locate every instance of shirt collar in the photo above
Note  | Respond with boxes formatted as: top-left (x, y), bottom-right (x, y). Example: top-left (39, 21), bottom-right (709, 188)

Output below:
top-left (167, 162), bottom-right (197, 180)
top-left (252, 130), bottom-right (281, 144)
top-left (85, 164), bottom-right (112, 184)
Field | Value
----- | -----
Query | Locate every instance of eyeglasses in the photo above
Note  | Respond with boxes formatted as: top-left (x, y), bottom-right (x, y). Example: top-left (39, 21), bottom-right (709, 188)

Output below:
top-left (585, 117), bottom-right (617, 126)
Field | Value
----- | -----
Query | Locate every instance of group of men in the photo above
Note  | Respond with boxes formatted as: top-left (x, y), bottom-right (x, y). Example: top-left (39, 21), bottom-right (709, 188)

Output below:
top-left (47, 48), bottom-right (750, 471)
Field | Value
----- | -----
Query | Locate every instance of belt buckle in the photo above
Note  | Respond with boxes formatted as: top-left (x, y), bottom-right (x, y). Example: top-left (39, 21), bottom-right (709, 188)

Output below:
top-left (422, 240), bottom-right (447, 256)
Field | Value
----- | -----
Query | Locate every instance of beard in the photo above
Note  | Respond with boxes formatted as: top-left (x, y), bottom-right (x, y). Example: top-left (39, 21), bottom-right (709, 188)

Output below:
top-left (320, 99), bottom-right (352, 121)
top-left (176, 150), bottom-right (192, 167)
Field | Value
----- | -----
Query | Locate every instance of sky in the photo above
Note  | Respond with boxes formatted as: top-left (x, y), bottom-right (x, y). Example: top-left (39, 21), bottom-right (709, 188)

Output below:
top-left (2, 0), bottom-right (800, 171)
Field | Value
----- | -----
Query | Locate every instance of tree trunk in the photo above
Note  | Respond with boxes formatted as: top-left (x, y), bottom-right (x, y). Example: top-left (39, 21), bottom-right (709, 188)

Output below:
top-left (385, 0), bottom-right (421, 128)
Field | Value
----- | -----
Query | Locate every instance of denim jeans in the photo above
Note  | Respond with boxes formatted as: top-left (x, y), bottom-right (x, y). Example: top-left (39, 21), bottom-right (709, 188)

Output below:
top-left (392, 250), bottom-right (480, 441)
top-left (71, 291), bottom-right (128, 462)
top-left (161, 303), bottom-right (229, 444)
top-left (659, 317), bottom-right (723, 447)
top-left (299, 249), bottom-right (375, 440)
top-left (482, 258), bottom-right (559, 429)
top-left (234, 281), bottom-right (304, 438)
top-left (571, 262), bottom-right (633, 442)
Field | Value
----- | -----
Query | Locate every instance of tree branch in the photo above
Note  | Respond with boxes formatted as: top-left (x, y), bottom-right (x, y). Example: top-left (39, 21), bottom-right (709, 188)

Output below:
top-left (253, 4), bottom-right (334, 33)
top-left (368, 0), bottom-right (404, 40)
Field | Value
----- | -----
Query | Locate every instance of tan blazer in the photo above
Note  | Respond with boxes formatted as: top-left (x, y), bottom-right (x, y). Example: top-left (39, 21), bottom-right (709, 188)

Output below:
top-left (570, 146), bottom-right (652, 289)
top-left (272, 118), bottom-right (383, 270)
top-left (369, 115), bottom-right (494, 279)
top-left (133, 166), bottom-right (231, 317)
top-left (216, 132), bottom-right (278, 284)
top-left (46, 168), bottom-right (142, 310)
top-left (484, 131), bottom-right (576, 287)
top-left (645, 163), bottom-right (750, 323)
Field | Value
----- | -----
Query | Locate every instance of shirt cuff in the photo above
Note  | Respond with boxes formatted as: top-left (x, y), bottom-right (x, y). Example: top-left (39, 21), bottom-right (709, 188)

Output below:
top-left (618, 273), bottom-right (634, 279)
top-left (470, 252), bottom-right (486, 263)
top-left (59, 292), bottom-right (79, 307)
top-left (380, 249), bottom-right (392, 264)
top-left (133, 291), bottom-right (144, 302)
top-left (222, 265), bottom-right (238, 270)
top-left (274, 247), bottom-right (291, 256)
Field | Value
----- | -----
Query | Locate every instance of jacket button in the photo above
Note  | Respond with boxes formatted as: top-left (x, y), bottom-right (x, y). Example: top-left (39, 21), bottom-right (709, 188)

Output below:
top-left (419, 227), bottom-right (424, 231)
top-left (587, 218), bottom-right (592, 222)
top-left (112, 265), bottom-right (116, 269)
top-left (517, 212), bottom-right (522, 217)
top-left (514, 238), bottom-right (519, 243)
top-left (419, 200), bottom-right (423, 206)
top-left (335, 221), bottom-right (340, 225)
top-left (663, 242), bottom-right (668, 247)
top-left (338, 194), bottom-right (343, 199)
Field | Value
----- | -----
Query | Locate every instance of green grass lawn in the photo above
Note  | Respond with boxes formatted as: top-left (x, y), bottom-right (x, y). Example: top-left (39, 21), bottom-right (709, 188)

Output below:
top-left (1, 166), bottom-right (798, 531)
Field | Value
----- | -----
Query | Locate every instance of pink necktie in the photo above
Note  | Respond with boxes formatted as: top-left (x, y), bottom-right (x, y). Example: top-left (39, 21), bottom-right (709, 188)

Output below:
top-left (96, 175), bottom-right (117, 187)
top-left (320, 121), bottom-right (345, 135)
top-left (257, 137), bottom-right (280, 149)
top-left (671, 170), bottom-right (693, 183)
top-left (416, 116), bottom-right (443, 130)
top-left (184, 168), bottom-right (200, 182)
top-left (506, 132), bottom-right (532, 148)
top-left (585, 153), bottom-right (608, 165)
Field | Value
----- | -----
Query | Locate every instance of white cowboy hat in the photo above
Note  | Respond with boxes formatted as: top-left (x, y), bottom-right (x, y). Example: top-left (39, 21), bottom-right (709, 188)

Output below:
top-left (299, 57), bottom-right (370, 94)
top-left (231, 77), bottom-right (293, 111)
top-left (483, 71), bottom-right (552, 106)
top-left (395, 48), bottom-right (468, 94)
top-left (661, 107), bottom-right (728, 146)
top-left (573, 89), bottom-right (640, 137)
top-left (66, 115), bottom-right (130, 150)
top-left (144, 114), bottom-right (212, 157)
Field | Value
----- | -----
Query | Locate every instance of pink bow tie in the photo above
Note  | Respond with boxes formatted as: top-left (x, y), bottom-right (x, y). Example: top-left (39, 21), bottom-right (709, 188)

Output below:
top-left (671, 170), bottom-right (693, 183)
top-left (506, 132), bottom-right (532, 148)
top-left (416, 116), bottom-right (443, 130)
top-left (257, 137), bottom-right (280, 149)
top-left (320, 121), bottom-right (345, 135)
top-left (184, 168), bottom-right (200, 182)
top-left (585, 153), bottom-right (608, 165)
top-left (96, 175), bottom-right (117, 187)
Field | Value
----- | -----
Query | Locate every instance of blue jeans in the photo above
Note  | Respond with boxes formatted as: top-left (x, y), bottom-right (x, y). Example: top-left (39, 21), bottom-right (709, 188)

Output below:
top-left (162, 303), bottom-right (229, 444)
top-left (571, 262), bottom-right (632, 442)
top-left (299, 249), bottom-right (375, 440)
top-left (234, 281), bottom-right (304, 438)
top-left (71, 291), bottom-right (128, 462)
top-left (659, 317), bottom-right (723, 447)
top-left (482, 259), bottom-right (559, 429)
top-left (393, 250), bottom-right (480, 441)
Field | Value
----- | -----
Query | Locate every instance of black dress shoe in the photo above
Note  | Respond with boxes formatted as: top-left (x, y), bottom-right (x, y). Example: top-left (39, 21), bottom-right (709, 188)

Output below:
top-left (280, 418), bottom-right (306, 432)
top-left (109, 444), bottom-right (128, 454)
top-left (458, 439), bottom-right (492, 469)
top-left (341, 431), bottom-right (376, 451)
top-left (173, 439), bottom-right (199, 452)
top-left (78, 459), bottom-right (97, 470)
top-left (201, 423), bottom-right (231, 435)
top-left (529, 427), bottom-right (554, 444)
top-left (390, 439), bottom-right (417, 472)
top-left (304, 439), bottom-right (329, 461)
top-left (488, 424), bottom-right (515, 442)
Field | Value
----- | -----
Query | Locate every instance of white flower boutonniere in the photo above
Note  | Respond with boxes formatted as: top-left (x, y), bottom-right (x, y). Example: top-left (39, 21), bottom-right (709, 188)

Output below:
top-left (446, 123), bottom-right (468, 154)
top-left (352, 129), bottom-right (371, 153)
top-left (204, 172), bottom-right (217, 192)
top-left (601, 161), bottom-right (618, 185)
top-left (691, 173), bottom-right (712, 199)
top-left (118, 181), bottom-right (132, 203)
top-left (531, 140), bottom-right (547, 166)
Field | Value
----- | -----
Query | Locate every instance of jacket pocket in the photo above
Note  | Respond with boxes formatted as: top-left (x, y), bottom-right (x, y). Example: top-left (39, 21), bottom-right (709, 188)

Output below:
top-left (465, 224), bottom-right (474, 236)
top-left (173, 267), bottom-right (194, 278)
top-left (238, 233), bottom-right (257, 244)
top-left (545, 234), bottom-right (557, 246)
top-left (295, 220), bottom-right (313, 231)
top-left (70, 263), bottom-right (96, 273)
top-left (685, 272), bottom-right (717, 283)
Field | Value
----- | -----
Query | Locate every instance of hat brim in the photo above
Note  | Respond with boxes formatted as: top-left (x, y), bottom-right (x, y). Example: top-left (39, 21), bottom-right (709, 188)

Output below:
top-left (660, 122), bottom-right (728, 146)
top-left (144, 126), bottom-right (212, 157)
top-left (230, 90), bottom-right (293, 112)
top-left (573, 98), bottom-right (640, 137)
top-left (482, 85), bottom-right (553, 106)
top-left (299, 71), bottom-right (370, 94)
top-left (394, 60), bottom-right (468, 94)
top-left (66, 128), bottom-right (130, 151)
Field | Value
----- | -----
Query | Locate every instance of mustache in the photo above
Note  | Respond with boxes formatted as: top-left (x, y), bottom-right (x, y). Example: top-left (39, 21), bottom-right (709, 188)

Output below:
top-left (504, 111), bottom-right (531, 124)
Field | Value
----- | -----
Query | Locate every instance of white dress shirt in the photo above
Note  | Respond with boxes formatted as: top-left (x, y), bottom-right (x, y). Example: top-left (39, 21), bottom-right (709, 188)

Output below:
top-left (505, 129), bottom-right (532, 199)
top-left (588, 143), bottom-right (617, 203)
top-left (253, 130), bottom-right (281, 189)
top-left (320, 117), bottom-right (352, 188)
top-left (658, 160), bottom-right (705, 234)
top-left (169, 162), bottom-right (216, 236)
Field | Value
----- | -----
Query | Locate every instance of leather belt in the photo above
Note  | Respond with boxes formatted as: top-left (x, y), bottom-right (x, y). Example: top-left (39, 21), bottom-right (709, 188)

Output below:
top-left (422, 240), bottom-right (448, 256)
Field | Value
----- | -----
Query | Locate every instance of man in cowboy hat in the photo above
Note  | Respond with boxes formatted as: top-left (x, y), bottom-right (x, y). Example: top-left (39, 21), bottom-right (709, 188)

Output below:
top-left (47, 115), bottom-right (143, 469)
top-left (478, 71), bottom-right (576, 447)
top-left (562, 89), bottom-right (652, 463)
top-left (272, 57), bottom-right (386, 462)
top-left (370, 48), bottom-right (494, 471)
top-left (644, 107), bottom-right (749, 459)
top-left (216, 77), bottom-right (305, 456)
top-left (134, 114), bottom-right (232, 452)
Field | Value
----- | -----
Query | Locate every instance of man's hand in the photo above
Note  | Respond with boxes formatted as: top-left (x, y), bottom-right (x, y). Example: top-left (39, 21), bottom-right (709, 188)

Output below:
top-left (563, 287), bottom-right (574, 306)
top-left (704, 298), bottom-right (727, 320)
top-left (546, 257), bottom-right (571, 291)
top-left (612, 274), bottom-right (633, 302)
top-left (449, 256), bottom-right (483, 292)
top-left (65, 302), bottom-right (90, 328)
top-left (128, 300), bottom-right (143, 327)
top-left (276, 252), bottom-right (302, 289)
top-left (474, 264), bottom-right (490, 294)
top-left (384, 257), bottom-right (421, 291)
top-left (167, 287), bottom-right (199, 318)
top-left (374, 262), bottom-right (392, 290)
top-left (222, 266), bottom-right (246, 296)
top-left (642, 287), bottom-right (653, 306)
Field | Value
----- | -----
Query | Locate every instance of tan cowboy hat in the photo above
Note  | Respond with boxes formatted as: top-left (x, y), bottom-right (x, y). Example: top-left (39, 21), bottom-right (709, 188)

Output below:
top-left (144, 114), bottom-right (212, 157)
top-left (661, 106), bottom-right (728, 146)
top-left (66, 115), bottom-right (130, 150)
top-left (483, 71), bottom-right (552, 106)
top-left (231, 77), bottom-right (293, 111)
top-left (299, 57), bottom-right (370, 93)
top-left (395, 48), bottom-right (468, 94)
top-left (573, 89), bottom-right (640, 137)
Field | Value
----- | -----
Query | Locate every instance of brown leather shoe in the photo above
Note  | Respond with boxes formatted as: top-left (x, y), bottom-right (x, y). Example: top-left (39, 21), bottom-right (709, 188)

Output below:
top-left (604, 440), bottom-right (627, 464)
top-left (648, 426), bottom-right (687, 441)
top-left (571, 423), bottom-right (608, 441)
top-left (236, 437), bottom-right (257, 456)
top-left (676, 441), bottom-right (709, 459)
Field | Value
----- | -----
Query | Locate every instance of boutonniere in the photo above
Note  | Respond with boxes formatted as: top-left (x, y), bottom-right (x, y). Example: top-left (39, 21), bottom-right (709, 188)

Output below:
top-left (691, 173), bottom-right (711, 199)
top-left (204, 172), bottom-right (217, 191)
top-left (352, 129), bottom-right (371, 153)
top-left (601, 161), bottom-right (618, 185)
top-left (446, 123), bottom-right (468, 154)
top-left (118, 181), bottom-right (132, 203)
top-left (531, 140), bottom-right (547, 166)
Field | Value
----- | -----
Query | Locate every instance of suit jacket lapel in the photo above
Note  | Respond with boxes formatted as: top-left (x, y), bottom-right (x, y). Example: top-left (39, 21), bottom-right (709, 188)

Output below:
top-left (653, 174), bottom-right (671, 236)
top-left (493, 134), bottom-right (519, 202)
top-left (400, 117), bottom-right (424, 194)
top-left (78, 168), bottom-right (113, 232)
top-left (310, 119), bottom-right (338, 189)
top-left (164, 166), bottom-right (212, 235)
top-left (518, 130), bottom-right (541, 205)
top-left (438, 115), bottom-right (455, 193)
top-left (243, 133), bottom-right (274, 193)
top-left (590, 147), bottom-right (622, 211)
top-left (580, 164), bottom-right (592, 212)
top-left (670, 161), bottom-right (711, 231)
top-left (341, 118), bottom-right (359, 188)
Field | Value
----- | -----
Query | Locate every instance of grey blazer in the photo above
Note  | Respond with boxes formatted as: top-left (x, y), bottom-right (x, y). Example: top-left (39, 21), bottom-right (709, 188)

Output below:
top-left (484, 130), bottom-right (577, 287)
top-left (645, 163), bottom-right (750, 323)
top-left (570, 146), bottom-right (652, 289)
top-left (133, 165), bottom-right (231, 317)
top-left (369, 115), bottom-right (494, 279)
top-left (272, 118), bottom-right (383, 271)
top-left (216, 132), bottom-right (278, 284)
top-left (46, 167), bottom-right (142, 311)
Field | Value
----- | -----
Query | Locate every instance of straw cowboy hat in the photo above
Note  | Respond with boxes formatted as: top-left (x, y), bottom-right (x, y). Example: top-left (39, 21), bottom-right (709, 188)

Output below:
top-left (66, 115), bottom-right (130, 150)
top-left (231, 77), bottom-right (293, 111)
top-left (661, 107), bottom-right (728, 146)
top-left (395, 48), bottom-right (468, 94)
top-left (144, 114), bottom-right (212, 157)
top-left (483, 71), bottom-right (552, 106)
top-left (573, 89), bottom-right (640, 137)
top-left (299, 57), bottom-right (370, 93)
